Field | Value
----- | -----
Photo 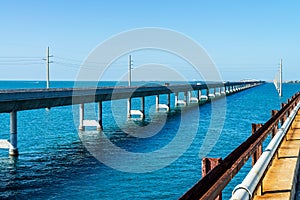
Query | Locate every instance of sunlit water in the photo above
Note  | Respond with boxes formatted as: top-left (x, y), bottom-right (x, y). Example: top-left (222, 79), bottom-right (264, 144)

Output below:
top-left (0, 81), bottom-right (300, 199)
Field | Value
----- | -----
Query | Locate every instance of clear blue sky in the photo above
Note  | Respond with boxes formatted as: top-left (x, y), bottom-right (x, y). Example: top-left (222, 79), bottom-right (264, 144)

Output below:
top-left (0, 1), bottom-right (299, 81)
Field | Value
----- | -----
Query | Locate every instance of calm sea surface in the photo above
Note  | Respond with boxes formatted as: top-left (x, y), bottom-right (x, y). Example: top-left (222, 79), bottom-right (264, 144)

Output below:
top-left (0, 81), bottom-right (300, 199)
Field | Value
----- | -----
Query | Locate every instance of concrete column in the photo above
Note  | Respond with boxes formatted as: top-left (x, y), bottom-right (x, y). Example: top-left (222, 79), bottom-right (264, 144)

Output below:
top-left (141, 97), bottom-right (145, 119)
top-left (184, 91), bottom-right (188, 106)
top-left (175, 92), bottom-right (178, 106)
top-left (156, 95), bottom-right (160, 111)
top-left (79, 104), bottom-right (85, 131)
top-left (97, 101), bottom-right (103, 130)
top-left (167, 93), bottom-right (171, 109)
top-left (127, 98), bottom-right (131, 118)
top-left (197, 90), bottom-right (201, 99)
top-left (9, 111), bottom-right (18, 156)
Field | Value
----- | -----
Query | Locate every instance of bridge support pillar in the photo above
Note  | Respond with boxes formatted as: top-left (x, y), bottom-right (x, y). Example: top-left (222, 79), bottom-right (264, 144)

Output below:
top-left (175, 92), bottom-right (185, 107)
top-left (156, 95), bottom-right (170, 112)
top-left (79, 104), bottom-right (85, 131)
top-left (221, 87), bottom-right (225, 95)
top-left (79, 103), bottom-right (102, 131)
top-left (97, 101), bottom-right (103, 130)
top-left (127, 97), bottom-right (145, 119)
top-left (127, 98), bottom-right (131, 118)
top-left (184, 91), bottom-right (188, 106)
top-left (167, 93), bottom-right (170, 109)
top-left (156, 95), bottom-right (159, 111)
top-left (141, 97), bottom-right (145, 119)
top-left (9, 111), bottom-right (18, 156)
top-left (189, 91), bottom-right (199, 103)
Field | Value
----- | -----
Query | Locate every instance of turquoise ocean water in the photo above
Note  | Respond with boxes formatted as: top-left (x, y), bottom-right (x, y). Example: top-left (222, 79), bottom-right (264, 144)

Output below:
top-left (0, 81), bottom-right (300, 199)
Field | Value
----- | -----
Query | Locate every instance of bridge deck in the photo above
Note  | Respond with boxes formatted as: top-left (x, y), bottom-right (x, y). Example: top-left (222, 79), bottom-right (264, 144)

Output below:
top-left (0, 81), bottom-right (262, 113)
top-left (253, 110), bottom-right (300, 200)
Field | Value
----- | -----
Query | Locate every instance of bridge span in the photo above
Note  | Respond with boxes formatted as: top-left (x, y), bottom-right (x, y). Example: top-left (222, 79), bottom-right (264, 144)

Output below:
top-left (0, 81), bottom-right (263, 157)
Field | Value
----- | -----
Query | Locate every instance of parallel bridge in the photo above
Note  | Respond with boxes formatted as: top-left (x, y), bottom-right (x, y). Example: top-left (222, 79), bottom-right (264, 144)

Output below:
top-left (0, 81), bottom-right (263, 158)
top-left (0, 81), bottom-right (261, 112)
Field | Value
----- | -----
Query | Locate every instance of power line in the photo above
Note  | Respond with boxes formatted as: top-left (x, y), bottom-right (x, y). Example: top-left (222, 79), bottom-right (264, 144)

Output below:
top-left (54, 56), bottom-right (112, 66)
top-left (0, 58), bottom-right (43, 61)
top-left (0, 62), bottom-right (44, 66)
top-left (0, 56), bottom-right (42, 59)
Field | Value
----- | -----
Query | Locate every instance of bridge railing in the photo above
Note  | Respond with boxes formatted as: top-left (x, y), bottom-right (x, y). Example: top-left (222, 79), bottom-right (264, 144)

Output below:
top-left (180, 91), bottom-right (300, 200)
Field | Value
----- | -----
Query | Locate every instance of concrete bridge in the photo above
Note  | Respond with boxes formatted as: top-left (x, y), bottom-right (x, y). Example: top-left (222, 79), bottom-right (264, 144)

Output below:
top-left (0, 81), bottom-right (263, 157)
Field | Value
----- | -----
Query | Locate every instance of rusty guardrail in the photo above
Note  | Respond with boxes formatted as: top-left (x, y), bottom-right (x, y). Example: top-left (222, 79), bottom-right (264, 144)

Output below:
top-left (180, 92), bottom-right (300, 200)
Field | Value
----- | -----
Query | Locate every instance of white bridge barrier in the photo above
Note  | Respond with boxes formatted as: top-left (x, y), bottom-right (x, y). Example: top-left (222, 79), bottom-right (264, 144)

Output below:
top-left (0, 140), bottom-right (12, 149)
top-left (157, 104), bottom-right (170, 111)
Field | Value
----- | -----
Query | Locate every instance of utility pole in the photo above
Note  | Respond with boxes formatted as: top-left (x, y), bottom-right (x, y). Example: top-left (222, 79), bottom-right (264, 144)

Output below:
top-left (128, 55), bottom-right (132, 87)
top-left (45, 47), bottom-right (53, 89)
top-left (127, 55), bottom-right (133, 118)
top-left (279, 59), bottom-right (282, 97)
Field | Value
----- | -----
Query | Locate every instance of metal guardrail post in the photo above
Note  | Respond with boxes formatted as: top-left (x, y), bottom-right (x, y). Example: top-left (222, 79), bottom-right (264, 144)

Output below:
top-left (271, 110), bottom-right (279, 138)
top-left (252, 124), bottom-right (263, 166)
top-left (202, 157), bottom-right (222, 200)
